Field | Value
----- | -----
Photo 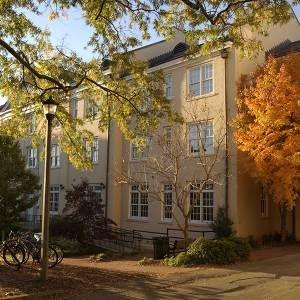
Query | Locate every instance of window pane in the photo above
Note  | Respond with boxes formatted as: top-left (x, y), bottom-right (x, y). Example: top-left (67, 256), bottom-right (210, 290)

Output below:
top-left (189, 68), bottom-right (200, 96)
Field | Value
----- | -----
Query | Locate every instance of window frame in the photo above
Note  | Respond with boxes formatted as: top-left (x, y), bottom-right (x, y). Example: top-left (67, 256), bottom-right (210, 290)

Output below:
top-left (26, 147), bottom-right (38, 169)
top-left (189, 182), bottom-right (214, 224)
top-left (187, 62), bottom-right (214, 98)
top-left (130, 139), bottom-right (150, 161)
top-left (188, 120), bottom-right (214, 156)
top-left (129, 184), bottom-right (149, 220)
top-left (50, 184), bottom-right (60, 214)
top-left (162, 184), bottom-right (173, 222)
top-left (50, 144), bottom-right (60, 168)
top-left (85, 99), bottom-right (98, 119)
top-left (86, 138), bottom-right (99, 164)
top-left (165, 74), bottom-right (173, 99)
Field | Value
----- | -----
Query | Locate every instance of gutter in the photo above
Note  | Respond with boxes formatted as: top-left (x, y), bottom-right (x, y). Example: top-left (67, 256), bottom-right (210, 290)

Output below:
top-left (221, 48), bottom-right (229, 215)
top-left (104, 93), bottom-right (111, 225)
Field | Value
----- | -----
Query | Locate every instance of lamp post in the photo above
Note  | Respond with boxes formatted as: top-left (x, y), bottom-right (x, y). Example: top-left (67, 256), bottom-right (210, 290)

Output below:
top-left (41, 97), bottom-right (58, 281)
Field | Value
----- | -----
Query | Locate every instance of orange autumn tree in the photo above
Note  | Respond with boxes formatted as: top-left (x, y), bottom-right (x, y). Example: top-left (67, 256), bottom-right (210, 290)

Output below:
top-left (234, 53), bottom-right (300, 240)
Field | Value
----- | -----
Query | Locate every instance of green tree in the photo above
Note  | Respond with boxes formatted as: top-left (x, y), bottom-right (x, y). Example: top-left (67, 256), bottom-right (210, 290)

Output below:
top-left (0, 135), bottom-right (40, 239)
top-left (0, 1), bottom-right (298, 169)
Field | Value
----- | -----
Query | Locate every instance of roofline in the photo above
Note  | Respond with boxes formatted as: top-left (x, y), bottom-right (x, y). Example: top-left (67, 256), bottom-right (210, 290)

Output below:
top-left (129, 39), bottom-right (166, 54)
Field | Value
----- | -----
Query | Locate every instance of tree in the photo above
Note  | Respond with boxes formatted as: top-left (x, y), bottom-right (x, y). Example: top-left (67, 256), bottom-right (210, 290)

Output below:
top-left (63, 180), bottom-right (115, 242)
top-left (117, 103), bottom-right (227, 248)
top-left (234, 52), bottom-right (300, 240)
top-left (0, 135), bottom-right (40, 240)
top-left (0, 1), bottom-right (298, 169)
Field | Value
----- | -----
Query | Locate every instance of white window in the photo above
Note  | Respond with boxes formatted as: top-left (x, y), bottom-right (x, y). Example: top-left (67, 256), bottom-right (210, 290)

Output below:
top-left (51, 145), bottom-right (60, 168)
top-left (90, 183), bottom-right (102, 201)
top-left (189, 121), bottom-right (214, 154)
top-left (188, 63), bottom-right (213, 97)
top-left (50, 185), bottom-right (60, 213)
top-left (261, 186), bottom-right (268, 217)
top-left (165, 74), bottom-right (173, 99)
top-left (27, 147), bottom-right (37, 168)
top-left (70, 98), bottom-right (78, 118)
top-left (190, 183), bottom-right (214, 223)
top-left (85, 100), bottom-right (98, 119)
top-left (130, 139), bottom-right (150, 160)
top-left (163, 184), bottom-right (173, 220)
top-left (130, 184), bottom-right (149, 219)
top-left (86, 139), bottom-right (99, 163)
top-left (28, 114), bottom-right (36, 135)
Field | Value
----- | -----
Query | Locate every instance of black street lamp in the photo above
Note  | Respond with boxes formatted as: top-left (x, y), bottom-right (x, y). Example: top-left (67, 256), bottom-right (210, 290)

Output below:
top-left (41, 97), bottom-right (58, 281)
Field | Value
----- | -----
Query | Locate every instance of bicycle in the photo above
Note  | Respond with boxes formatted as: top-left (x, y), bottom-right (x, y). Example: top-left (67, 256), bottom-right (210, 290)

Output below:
top-left (0, 238), bottom-right (26, 268)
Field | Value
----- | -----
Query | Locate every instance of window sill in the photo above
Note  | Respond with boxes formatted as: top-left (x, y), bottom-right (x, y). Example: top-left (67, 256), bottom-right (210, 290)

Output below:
top-left (127, 218), bottom-right (149, 223)
top-left (159, 220), bottom-right (173, 224)
top-left (51, 166), bottom-right (60, 169)
top-left (187, 92), bottom-right (218, 101)
top-left (188, 222), bottom-right (213, 226)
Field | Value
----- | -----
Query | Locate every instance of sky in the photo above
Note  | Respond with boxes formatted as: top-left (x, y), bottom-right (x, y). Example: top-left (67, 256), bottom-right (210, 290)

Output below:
top-left (0, 5), bottom-right (300, 106)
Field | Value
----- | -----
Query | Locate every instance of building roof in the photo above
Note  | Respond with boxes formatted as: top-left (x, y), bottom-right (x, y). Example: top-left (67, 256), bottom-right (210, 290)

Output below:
top-left (266, 39), bottom-right (300, 57)
top-left (102, 42), bottom-right (190, 70)
top-left (148, 42), bottom-right (189, 68)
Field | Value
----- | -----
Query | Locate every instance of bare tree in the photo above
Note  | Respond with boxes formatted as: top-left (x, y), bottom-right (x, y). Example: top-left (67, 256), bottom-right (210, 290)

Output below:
top-left (117, 102), bottom-right (227, 249)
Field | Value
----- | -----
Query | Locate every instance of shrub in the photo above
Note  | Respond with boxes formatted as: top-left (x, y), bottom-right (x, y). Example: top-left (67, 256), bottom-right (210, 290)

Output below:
top-left (138, 257), bottom-right (157, 266)
top-left (163, 252), bottom-right (191, 267)
top-left (187, 237), bottom-right (249, 265)
top-left (211, 207), bottom-right (233, 239)
top-left (89, 252), bottom-right (111, 262)
top-left (50, 236), bottom-right (105, 257)
top-left (225, 236), bottom-right (251, 259)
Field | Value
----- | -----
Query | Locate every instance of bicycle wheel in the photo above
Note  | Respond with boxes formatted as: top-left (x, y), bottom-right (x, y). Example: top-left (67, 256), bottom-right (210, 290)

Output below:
top-left (51, 244), bottom-right (64, 264)
top-left (38, 246), bottom-right (59, 268)
top-left (3, 243), bottom-right (25, 267)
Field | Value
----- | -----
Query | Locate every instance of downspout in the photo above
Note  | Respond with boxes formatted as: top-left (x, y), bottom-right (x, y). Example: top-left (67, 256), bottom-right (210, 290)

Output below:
top-left (105, 92), bottom-right (111, 225)
top-left (221, 48), bottom-right (229, 216)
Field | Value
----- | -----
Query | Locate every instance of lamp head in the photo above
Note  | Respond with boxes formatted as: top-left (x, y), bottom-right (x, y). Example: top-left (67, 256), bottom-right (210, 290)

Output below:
top-left (42, 97), bottom-right (58, 117)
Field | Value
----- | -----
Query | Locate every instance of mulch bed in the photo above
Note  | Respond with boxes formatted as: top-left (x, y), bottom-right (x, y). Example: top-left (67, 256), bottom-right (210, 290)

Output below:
top-left (0, 261), bottom-right (151, 299)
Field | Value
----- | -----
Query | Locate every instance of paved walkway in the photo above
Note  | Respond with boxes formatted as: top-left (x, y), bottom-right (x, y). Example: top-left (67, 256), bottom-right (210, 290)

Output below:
top-left (75, 253), bottom-right (300, 300)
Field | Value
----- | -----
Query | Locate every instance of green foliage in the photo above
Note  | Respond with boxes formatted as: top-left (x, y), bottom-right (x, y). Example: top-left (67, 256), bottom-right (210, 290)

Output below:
top-left (138, 257), bottom-right (157, 266)
top-left (225, 237), bottom-right (251, 259)
top-left (211, 207), bottom-right (233, 239)
top-left (0, 1), bottom-right (298, 169)
top-left (49, 215), bottom-right (81, 239)
top-left (89, 252), bottom-right (112, 262)
top-left (50, 236), bottom-right (105, 257)
top-left (0, 135), bottom-right (40, 234)
top-left (186, 237), bottom-right (250, 265)
top-left (163, 252), bottom-right (191, 267)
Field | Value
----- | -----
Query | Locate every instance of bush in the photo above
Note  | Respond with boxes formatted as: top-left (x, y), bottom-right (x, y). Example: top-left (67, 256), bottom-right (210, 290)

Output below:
top-left (89, 252), bottom-right (112, 262)
top-left (211, 207), bottom-right (233, 239)
top-left (163, 252), bottom-right (191, 267)
top-left (50, 236), bottom-right (105, 257)
top-left (138, 257), bottom-right (157, 266)
top-left (187, 237), bottom-right (250, 265)
top-left (225, 237), bottom-right (251, 259)
top-left (49, 216), bottom-right (81, 240)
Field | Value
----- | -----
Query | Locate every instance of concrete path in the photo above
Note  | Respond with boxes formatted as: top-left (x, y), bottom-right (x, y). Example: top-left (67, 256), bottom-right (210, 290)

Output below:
top-left (78, 253), bottom-right (300, 300)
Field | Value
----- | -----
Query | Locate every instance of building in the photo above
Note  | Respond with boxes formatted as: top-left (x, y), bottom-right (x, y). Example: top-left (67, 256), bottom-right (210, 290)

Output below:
top-left (1, 12), bottom-right (300, 241)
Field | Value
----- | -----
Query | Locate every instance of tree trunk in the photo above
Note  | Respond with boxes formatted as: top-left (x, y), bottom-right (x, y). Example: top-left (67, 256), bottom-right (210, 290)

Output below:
top-left (279, 202), bottom-right (287, 242)
top-left (183, 218), bottom-right (189, 251)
